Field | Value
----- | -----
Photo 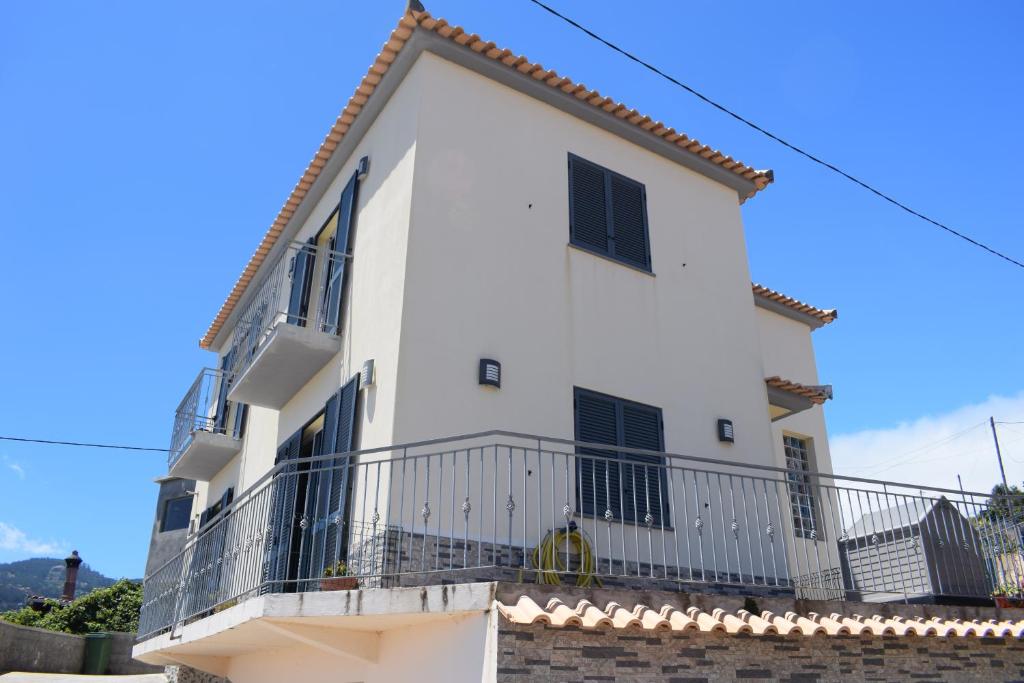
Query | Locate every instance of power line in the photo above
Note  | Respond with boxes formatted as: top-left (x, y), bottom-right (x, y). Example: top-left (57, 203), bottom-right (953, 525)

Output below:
top-left (838, 420), bottom-right (986, 475)
top-left (524, 0), bottom-right (1024, 270)
top-left (0, 435), bottom-right (170, 453)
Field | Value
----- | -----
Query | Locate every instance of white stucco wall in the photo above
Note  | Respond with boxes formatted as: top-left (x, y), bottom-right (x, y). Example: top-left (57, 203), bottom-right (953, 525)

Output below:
top-left (225, 612), bottom-right (493, 683)
top-left (395, 51), bottom-right (774, 465)
top-left (168, 47), bottom-right (837, 585)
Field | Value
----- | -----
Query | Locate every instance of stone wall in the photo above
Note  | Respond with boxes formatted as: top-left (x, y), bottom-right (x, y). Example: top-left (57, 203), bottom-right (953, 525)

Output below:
top-left (165, 665), bottom-right (231, 683)
top-left (0, 621), bottom-right (163, 675)
top-left (0, 621), bottom-right (84, 675)
top-left (498, 622), bottom-right (1024, 682)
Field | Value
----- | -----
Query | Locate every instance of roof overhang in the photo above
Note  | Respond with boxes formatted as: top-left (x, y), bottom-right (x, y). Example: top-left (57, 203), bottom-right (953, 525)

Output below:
top-left (752, 283), bottom-right (837, 330)
top-left (201, 8), bottom-right (772, 350)
top-left (765, 376), bottom-right (832, 421)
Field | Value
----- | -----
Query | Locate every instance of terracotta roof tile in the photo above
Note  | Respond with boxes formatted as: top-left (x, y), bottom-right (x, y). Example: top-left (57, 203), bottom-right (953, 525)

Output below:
top-left (200, 7), bottom-right (773, 348)
top-left (495, 596), bottom-right (1024, 638)
top-left (765, 376), bottom-right (832, 405)
top-left (752, 283), bottom-right (837, 326)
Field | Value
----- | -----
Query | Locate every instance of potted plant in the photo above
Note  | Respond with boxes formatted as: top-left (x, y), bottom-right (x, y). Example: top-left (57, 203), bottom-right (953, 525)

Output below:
top-left (321, 561), bottom-right (358, 591)
top-left (992, 583), bottom-right (1024, 608)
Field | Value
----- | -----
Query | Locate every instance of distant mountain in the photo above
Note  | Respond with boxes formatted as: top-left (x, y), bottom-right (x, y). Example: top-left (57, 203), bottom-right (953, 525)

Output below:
top-left (0, 557), bottom-right (118, 611)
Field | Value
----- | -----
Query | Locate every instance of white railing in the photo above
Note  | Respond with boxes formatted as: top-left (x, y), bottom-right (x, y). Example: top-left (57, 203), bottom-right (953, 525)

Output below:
top-left (140, 430), bottom-right (1024, 639)
top-left (168, 368), bottom-right (243, 470)
top-left (227, 240), bottom-right (349, 379)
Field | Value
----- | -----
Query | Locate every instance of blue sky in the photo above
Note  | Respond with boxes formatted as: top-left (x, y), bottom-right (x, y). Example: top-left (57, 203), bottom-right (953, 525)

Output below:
top-left (1, 1), bottom-right (1021, 579)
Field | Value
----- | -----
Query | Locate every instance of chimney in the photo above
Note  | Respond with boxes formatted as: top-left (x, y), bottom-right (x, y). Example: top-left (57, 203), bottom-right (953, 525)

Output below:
top-left (62, 550), bottom-right (83, 602)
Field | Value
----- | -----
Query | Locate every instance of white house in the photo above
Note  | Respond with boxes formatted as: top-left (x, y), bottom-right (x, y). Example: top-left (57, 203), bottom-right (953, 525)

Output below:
top-left (136, 5), bottom-right (1024, 682)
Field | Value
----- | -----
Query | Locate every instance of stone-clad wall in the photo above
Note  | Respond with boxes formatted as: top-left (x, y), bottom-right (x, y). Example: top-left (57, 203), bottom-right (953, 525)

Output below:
top-left (498, 622), bottom-right (1024, 682)
top-left (165, 665), bottom-right (231, 683)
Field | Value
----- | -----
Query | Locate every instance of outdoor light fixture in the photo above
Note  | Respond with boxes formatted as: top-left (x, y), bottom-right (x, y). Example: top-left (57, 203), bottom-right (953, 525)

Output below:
top-left (479, 359), bottom-right (501, 388)
top-left (717, 419), bottom-right (735, 443)
top-left (357, 156), bottom-right (370, 180)
top-left (361, 359), bottom-right (375, 388)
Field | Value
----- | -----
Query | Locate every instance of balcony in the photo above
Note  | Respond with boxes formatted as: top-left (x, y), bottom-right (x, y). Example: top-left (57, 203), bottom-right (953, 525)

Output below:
top-left (225, 241), bottom-right (348, 410)
top-left (139, 431), bottom-right (1023, 640)
top-left (168, 368), bottom-right (244, 481)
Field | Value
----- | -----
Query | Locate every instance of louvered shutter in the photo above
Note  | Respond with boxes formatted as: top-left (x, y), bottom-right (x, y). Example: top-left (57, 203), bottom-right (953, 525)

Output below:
top-left (286, 238), bottom-right (317, 326)
top-left (608, 175), bottom-right (649, 270)
top-left (264, 431), bottom-right (301, 592)
top-left (568, 154), bottom-right (651, 270)
top-left (323, 376), bottom-right (360, 567)
top-left (569, 155), bottom-right (609, 254)
top-left (574, 390), bottom-right (621, 519)
top-left (322, 174), bottom-right (359, 335)
top-left (212, 348), bottom-right (236, 433)
top-left (620, 403), bottom-right (665, 523)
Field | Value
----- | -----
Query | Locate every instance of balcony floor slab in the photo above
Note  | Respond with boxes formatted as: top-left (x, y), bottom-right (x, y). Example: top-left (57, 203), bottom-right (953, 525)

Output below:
top-left (227, 323), bottom-right (341, 410)
top-left (168, 431), bottom-right (241, 481)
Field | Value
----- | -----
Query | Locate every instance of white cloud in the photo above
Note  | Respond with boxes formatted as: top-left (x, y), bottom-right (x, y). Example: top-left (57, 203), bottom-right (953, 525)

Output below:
top-left (830, 391), bottom-right (1024, 496)
top-left (2, 455), bottom-right (25, 480)
top-left (0, 522), bottom-right (62, 556)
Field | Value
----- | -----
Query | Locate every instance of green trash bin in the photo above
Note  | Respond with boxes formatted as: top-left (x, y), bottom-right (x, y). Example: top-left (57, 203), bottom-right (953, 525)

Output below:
top-left (82, 632), bottom-right (112, 674)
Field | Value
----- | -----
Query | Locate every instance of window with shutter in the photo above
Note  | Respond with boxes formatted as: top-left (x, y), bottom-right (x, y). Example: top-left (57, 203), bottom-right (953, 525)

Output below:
top-left (568, 154), bottom-right (651, 271)
top-left (574, 388), bottom-right (668, 524)
top-left (322, 173), bottom-right (360, 335)
top-left (286, 238), bottom-right (317, 326)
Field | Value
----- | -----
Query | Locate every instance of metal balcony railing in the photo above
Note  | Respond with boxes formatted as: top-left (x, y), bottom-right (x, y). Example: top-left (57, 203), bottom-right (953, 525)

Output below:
top-left (168, 368), bottom-right (243, 470)
top-left (139, 431), bottom-right (1024, 639)
top-left (227, 240), bottom-right (350, 380)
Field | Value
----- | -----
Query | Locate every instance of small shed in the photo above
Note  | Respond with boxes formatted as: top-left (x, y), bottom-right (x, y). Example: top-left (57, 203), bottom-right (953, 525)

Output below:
top-left (840, 497), bottom-right (989, 603)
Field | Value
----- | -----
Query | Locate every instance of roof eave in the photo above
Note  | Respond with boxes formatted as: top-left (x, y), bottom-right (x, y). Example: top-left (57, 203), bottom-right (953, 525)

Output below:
top-left (200, 10), bottom-right (772, 348)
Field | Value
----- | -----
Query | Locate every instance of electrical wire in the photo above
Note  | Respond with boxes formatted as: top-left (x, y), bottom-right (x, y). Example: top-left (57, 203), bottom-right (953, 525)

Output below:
top-left (524, 0), bottom-right (1024, 270)
top-left (0, 435), bottom-right (170, 453)
top-left (837, 421), bottom-right (986, 475)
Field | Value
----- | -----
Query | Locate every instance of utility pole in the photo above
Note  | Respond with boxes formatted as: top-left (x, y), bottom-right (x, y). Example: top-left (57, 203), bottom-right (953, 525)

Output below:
top-left (991, 416), bottom-right (1009, 489)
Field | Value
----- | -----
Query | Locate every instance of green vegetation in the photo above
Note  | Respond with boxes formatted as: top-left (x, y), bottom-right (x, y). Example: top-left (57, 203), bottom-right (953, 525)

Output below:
top-left (0, 557), bottom-right (117, 611)
top-left (0, 579), bottom-right (142, 634)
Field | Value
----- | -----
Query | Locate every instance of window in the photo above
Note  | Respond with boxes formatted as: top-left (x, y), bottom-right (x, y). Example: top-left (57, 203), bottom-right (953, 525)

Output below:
top-left (784, 435), bottom-right (818, 539)
top-left (568, 154), bottom-right (651, 271)
top-left (161, 495), bottom-right (193, 533)
top-left (574, 388), bottom-right (668, 524)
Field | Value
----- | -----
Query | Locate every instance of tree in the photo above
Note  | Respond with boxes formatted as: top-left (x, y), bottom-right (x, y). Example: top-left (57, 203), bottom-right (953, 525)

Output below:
top-left (985, 484), bottom-right (1024, 524)
top-left (0, 579), bottom-right (142, 635)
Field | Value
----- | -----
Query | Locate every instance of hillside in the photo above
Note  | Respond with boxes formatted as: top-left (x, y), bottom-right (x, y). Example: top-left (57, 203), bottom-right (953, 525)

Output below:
top-left (0, 557), bottom-right (117, 611)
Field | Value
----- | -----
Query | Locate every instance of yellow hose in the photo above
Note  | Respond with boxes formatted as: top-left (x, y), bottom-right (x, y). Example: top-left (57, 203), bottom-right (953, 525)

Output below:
top-left (528, 527), bottom-right (603, 587)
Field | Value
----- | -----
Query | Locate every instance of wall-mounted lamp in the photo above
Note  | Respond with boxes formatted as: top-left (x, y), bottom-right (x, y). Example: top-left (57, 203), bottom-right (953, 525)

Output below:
top-left (361, 359), bottom-right (375, 388)
top-left (479, 359), bottom-right (501, 388)
top-left (357, 156), bottom-right (370, 180)
top-left (717, 419), bottom-right (735, 444)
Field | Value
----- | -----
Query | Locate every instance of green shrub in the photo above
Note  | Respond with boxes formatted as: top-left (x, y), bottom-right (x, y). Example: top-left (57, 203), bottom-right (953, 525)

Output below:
top-left (0, 579), bottom-right (142, 635)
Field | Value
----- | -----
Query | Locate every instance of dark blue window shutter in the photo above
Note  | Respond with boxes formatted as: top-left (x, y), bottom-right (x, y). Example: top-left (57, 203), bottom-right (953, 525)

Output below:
top-left (569, 155), bottom-right (609, 253)
top-left (212, 348), bottom-right (236, 433)
top-left (286, 238), bottom-right (317, 326)
top-left (324, 375), bottom-right (360, 567)
top-left (609, 175), bottom-right (649, 270)
top-left (574, 389), bottom-right (621, 519)
top-left (265, 429), bottom-right (302, 591)
top-left (568, 153), bottom-right (650, 271)
top-left (575, 388), bottom-right (667, 524)
top-left (322, 174), bottom-right (359, 335)
top-left (620, 403), bottom-right (666, 524)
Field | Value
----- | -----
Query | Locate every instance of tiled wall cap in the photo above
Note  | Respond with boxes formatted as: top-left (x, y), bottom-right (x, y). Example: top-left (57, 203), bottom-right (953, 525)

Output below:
top-left (687, 606), bottom-right (727, 633)
top-left (712, 608), bottom-right (753, 634)
top-left (573, 599), bottom-right (613, 629)
top-left (659, 605), bottom-right (700, 632)
top-left (604, 601), bottom-right (642, 629)
top-left (785, 611), bottom-right (827, 636)
top-left (736, 609), bottom-right (779, 635)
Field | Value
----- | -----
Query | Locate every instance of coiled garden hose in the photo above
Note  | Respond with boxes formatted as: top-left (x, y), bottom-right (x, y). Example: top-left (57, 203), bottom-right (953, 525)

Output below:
top-left (524, 523), bottom-right (603, 587)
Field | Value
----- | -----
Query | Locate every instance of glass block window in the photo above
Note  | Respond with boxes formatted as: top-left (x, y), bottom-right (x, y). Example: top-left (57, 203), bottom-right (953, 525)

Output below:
top-left (784, 435), bottom-right (818, 540)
